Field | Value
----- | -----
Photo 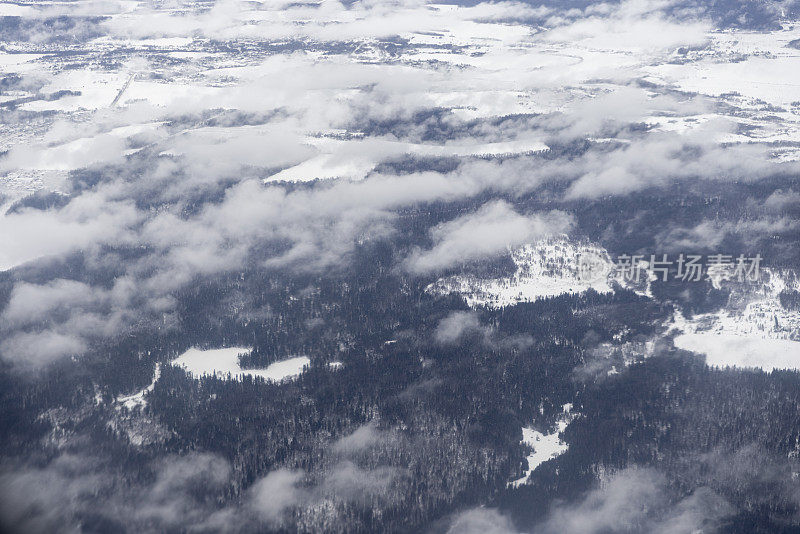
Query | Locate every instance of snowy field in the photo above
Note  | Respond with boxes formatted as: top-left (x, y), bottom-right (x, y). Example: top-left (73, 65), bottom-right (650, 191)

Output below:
top-left (671, 269), bottom-right (800, 371)
top-left (428, 238), bottom-right (616, 308)
top-left (510, 405), bottom-right (575, 488)
top-left (116, 349), bottom-right (310, 409)
top-left (2, 0), bottom-right (800, 212)
top-left (171, 347), bottom-right (310, 381)
top-left (674, 333), bottom-right (800, 372)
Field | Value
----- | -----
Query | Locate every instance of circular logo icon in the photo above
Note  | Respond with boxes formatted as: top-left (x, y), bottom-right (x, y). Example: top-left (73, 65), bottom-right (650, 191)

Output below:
top-left (577, 252), bottom-right (611, 284)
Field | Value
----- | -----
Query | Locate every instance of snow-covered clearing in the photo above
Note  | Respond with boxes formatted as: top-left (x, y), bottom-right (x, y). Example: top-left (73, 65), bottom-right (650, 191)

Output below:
top-left (510, 404), bottom-right (575, 488)
top-left (171, 347), bottom-right (310, 382)
top-left (115, 349), bottom-right (311, 409)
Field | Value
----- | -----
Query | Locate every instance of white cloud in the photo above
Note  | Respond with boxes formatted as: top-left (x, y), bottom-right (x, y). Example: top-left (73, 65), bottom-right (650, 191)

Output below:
top-left (434, 311), bottom-right (484, 344)
top-left (2, 280), bottom-right (98, 326)
top-left (0, 194), bottom-right (140, 272)
top-left (0, 452), bottom-right (234, 533)
top-left (541, 0), bottom-right (710, 52)
top-left (248, 468), bottom-right (307, 523)
top-left (537, 467), bottom-right (731, 534)
top-left (0, 0), bottom-right (794, 372)
top-left (447, 508), bottom-right (519, 534)
top-left (447, 467), bottom-right (731, 534)
top-left (405, 201), bottom-right (573, 274)
top-left (332, 423), bottom-right (383, 455)
top-left (0, 331), bottom-right (87, 368)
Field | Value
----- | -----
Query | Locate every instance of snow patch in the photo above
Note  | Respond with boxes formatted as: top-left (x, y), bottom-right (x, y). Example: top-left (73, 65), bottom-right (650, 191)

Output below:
top-left (115, 349), bottom-right (311, 409)
top-left (671, 269), bottom-right (800, 371)
top-left (674, 332), bottom-right (800, 372)
top-left (117, 363), bottom-right (161, 410)
top-left (428, 237), bottom-right (615, 308)
top-left (171, 347), bottom-right (310, 382)
top-left (510, 405), bottom-right (575, 488)
top-left (265, 136), bottom-right (548, 183)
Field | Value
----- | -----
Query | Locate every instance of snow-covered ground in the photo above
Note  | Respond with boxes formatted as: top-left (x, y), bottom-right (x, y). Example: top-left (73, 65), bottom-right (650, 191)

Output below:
top-left (171, 347), bottom-right (310, 382)
top-left (510, 404), bottom-right (575, 487)
top-left (674, 333), bottom-right (800, 371)
top-left (671, 269), bottom-right (800, 371)
top-left (2, 0), bottom-right (799, 207)
top-left (428, 237), bottom-right (616, 308)
top-left (115, 349), bottom-right (311, 409)
top-left (430, 234), bottom-right (800, 372)
top-left (643, 24), bottom-right (800, 150)
top-left (117, 363), bottom-right (162, 410)
top-left (265, 136), bottom-right (549, 183)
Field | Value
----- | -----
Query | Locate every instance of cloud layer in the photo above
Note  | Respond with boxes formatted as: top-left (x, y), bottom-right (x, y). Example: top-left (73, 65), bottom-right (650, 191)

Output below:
top-left (0, 0), bottom-right (796, 370)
